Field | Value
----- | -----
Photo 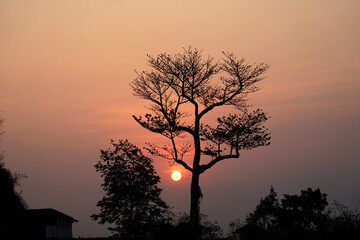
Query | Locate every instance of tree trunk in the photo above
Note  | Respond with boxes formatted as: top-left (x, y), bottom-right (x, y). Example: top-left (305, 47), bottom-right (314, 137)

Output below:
top-left (190, 171), bottom-right (201, 240)
top-left (191, 113), bottom-right (202, 239)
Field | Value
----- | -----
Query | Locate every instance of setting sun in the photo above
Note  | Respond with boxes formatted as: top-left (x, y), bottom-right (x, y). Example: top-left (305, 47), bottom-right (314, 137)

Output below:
top-left (171, 171), bottom-right (182, 181)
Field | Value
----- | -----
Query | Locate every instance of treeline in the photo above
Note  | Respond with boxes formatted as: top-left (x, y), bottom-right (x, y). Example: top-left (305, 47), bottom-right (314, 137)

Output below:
top-left (229, 187), bottom-right (360, 240)
top-left (92, 140), bottom-right (359, 240)
top-left (1, 134), bottom-right (359, 239)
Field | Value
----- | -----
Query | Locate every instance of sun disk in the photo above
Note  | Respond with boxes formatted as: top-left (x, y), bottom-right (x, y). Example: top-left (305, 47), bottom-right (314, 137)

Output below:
top-left (171, 171), bottom-right (182, 181)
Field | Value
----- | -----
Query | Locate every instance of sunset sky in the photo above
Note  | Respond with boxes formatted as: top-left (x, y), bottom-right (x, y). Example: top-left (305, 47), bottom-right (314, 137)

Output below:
top-left (1, 0), bottom-right (360, 237)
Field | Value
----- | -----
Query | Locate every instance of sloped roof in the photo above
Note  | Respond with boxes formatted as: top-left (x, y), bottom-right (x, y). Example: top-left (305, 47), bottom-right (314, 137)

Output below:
top-left (26, 208), bottom-right (78, 223)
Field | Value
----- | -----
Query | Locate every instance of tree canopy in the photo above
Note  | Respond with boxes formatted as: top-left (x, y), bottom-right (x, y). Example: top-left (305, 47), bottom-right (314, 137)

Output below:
top-left (131, 48), bottom-right (270, 172)
top-left (91, 139), bottom-right (171, 240)
top-left (131, 47), bottom-right (270, 239)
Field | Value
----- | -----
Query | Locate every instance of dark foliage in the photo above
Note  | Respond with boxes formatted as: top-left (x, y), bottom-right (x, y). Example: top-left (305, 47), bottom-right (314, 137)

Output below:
top-left (171, 213), bottom-right (223, 240)
top-left (232, 187), bottom-right (360, 240)
top-left (0, 118), bottom-right (27, 240)
top-left (0, 160), bottom-right (27, 240)
top-left (91, 139), bottom-right (171, 240)
top-left (326, 201), bottom-right (360, 239)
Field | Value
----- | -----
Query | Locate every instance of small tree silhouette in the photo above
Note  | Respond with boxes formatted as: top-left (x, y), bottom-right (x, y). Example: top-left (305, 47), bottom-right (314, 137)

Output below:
top-left (91, 139), bottom-right (171, 240)
top-left (131, 47), bottom-right (270, 239)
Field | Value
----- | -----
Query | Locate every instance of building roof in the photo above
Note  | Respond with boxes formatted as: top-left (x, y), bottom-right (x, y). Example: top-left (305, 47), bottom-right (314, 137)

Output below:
top-left (26, 208), bottom-right (78, 223)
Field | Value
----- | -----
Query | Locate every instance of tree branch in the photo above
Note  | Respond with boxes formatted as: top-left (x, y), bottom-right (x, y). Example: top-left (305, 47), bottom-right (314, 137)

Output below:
top-left (145, 141), bottom-right (193, 172)
top-left (198, 85), bottom-right (243, 119)
top-left (174, 159), bottom-right (193, 172)
top-left (199, 152), bottom-right (240, 174)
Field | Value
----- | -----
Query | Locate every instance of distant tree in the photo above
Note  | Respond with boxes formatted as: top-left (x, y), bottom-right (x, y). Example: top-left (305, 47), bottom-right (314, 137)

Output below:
top-left (131, 47), bottom-right (270, 239)
top-left (327, 201), bottom-right (360, 239)
top-left (235, 187), bottom-right (330, 240)
top-left (229, 218), bottom-right (242, 240)
top-left (0, 117), bottom-right (3, 138)
top-left (0, 117), bottom-right (27, 240)
top-left (246, 186), bottom-right (280, 229)
top-left (91, 139), bottom-right (171, 240)
top-left (279, 188), bottom-right (329, 239)
top-left (236, 186), bottom-right (281, 239)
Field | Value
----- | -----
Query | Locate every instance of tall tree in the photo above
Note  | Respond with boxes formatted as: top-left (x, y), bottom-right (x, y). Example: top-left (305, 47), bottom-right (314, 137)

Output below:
top-left (131, 47), bottom-right (270, 239)
top-left (91, 139), bottom-right (171, 240)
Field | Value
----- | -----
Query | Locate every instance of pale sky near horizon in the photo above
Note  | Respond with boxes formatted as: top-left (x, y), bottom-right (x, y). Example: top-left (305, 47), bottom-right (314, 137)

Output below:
top-left (1, 0), bottom-right (360, 237)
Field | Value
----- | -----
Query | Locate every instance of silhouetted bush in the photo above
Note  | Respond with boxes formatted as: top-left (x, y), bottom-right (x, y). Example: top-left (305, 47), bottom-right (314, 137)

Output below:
top-left (171, 213), bottom-right (223, 240)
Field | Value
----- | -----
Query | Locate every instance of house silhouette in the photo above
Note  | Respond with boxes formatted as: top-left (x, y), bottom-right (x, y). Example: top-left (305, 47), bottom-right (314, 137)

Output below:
top-left (26, 208), bottom-right (77, 240)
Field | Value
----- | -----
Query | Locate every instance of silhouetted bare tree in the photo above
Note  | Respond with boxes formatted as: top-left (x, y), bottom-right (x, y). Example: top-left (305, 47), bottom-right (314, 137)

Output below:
top-left (131, 47), bottom-right (270, 239)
